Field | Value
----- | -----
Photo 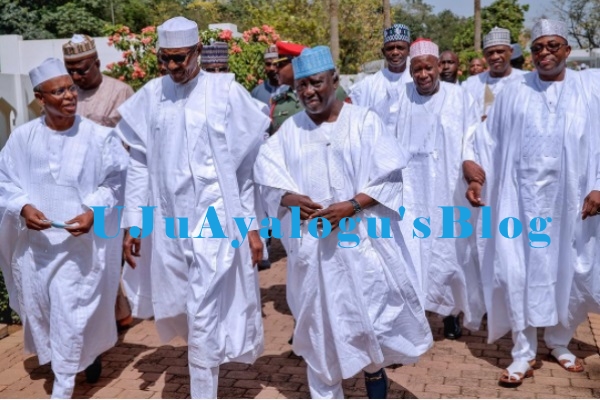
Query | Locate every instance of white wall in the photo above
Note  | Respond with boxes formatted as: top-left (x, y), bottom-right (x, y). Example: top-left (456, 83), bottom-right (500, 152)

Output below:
top-left (0, 35), bottom-right (122, 149)
top-left (0, 35), bottom-right (122, 74)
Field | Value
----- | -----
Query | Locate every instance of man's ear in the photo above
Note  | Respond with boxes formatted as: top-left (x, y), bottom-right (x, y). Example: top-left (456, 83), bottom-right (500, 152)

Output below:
top-left (331, 70), bottom-right (340, 88)
top-left (34, 92), bottom-right (45, 108)
top-left (95, 59), bottom-right (101, 69)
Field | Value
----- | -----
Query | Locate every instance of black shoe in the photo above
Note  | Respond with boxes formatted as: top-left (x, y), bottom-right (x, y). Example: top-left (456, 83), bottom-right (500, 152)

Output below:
top-left (443, 315), bottom-right (462, 340)
top-left (364, 368), bottom-right (388, 399)
top-left (257, 260), bottom-right (271, 271)
top-left (85, 356), bottom-right (102, 383)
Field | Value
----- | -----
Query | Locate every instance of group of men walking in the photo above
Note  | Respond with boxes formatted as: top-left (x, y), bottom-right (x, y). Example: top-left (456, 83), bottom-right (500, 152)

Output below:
top-left (0, 13), bottom-right (599, 400)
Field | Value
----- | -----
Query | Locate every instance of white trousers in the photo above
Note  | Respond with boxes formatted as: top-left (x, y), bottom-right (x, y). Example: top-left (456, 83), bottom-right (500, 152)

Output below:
top-left (511, 323), bottom-right (578, 362)
top-left (189, 362), bottom-right (219, 399)
top-left (51, 371), bottom-right (76, 399)
top-left (306, 363), bottom-right (383, 399)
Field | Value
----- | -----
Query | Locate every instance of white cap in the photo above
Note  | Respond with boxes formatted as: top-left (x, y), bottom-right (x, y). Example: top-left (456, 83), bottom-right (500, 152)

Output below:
top-left (483, 27), bottom-right (511, 49)
top-left (157, 17), bottom-right (199, 49)
top-left (531, 19), bottom-right (568, 43)
top-left (409, 38), bottom-right (439, 59)
top-left (29, 58), bottom-right (69, 88)
top-left (511, 43), bottom-right (523, 59)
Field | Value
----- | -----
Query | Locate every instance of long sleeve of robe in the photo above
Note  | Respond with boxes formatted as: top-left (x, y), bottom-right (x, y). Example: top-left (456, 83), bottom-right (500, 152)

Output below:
top-left (472, 70), bottom-right (600, 342)
top-left (0, 116), bottom-right (128, 374)
top-left (254, 104), bottom-right (432, 386)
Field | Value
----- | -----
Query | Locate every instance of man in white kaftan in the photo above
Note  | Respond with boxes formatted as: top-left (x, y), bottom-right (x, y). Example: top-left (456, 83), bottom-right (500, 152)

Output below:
top-left (0, 58), bottom-right (128, 398)
top-left (462, 27), bottom-right (526, 122)
top-left (255, 46), bottom-right (432, 399)
top-left (395, 39), bottom-right (484, 340)
top-left (116, 17), bottom-right (268, 398)
top-left (466, 19), bottom-right (600, 386)
top-left (348, 24), bottom-right (413, 133)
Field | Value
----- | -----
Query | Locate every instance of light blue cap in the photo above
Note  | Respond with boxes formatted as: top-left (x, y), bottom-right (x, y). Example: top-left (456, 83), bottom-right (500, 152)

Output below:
top-left (292, 46), bottom-right (335, 80)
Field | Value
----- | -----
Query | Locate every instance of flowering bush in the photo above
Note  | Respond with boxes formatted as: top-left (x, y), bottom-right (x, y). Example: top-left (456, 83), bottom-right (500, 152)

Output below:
top-left (104, 24), bottom-right (280, 91)
top-left (104, 25), bottom-right (159, 91)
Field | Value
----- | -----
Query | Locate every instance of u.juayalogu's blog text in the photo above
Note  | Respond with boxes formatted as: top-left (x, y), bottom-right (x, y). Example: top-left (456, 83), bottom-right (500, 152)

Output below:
top-left (91, 205), bottom-right (553, 249)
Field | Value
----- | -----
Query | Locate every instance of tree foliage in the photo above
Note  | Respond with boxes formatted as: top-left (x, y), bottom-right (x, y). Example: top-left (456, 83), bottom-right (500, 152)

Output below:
top-left (554, 0), bottom-right (600, 48)
top-left (104, 24), bottom-right (279, 91)
top-left (453, 0), bottom-right (529, 53)
top-left (0, 0), bottom-right (530, 75)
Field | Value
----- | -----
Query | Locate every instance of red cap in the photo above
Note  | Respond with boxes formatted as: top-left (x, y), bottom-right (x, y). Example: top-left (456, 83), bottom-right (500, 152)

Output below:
top-left (274, 42), bottom-right (307, 61)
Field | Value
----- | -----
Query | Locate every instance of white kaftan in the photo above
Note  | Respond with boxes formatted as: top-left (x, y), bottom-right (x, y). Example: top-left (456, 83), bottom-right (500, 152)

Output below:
top-left (254, 104), bottom-right (433, 387)
top-left (472, 70), bottom-right (600, 342)
top-left (115, 71), bottom-right (268, 368)
top-left (462, 68), bottom-right (526, 119)
top-left (0, 116), bottom-right (127, 374)
top-left (348, 68), bottom-right (413, 133)
top-left (394, 82), bottom-right (485, 329)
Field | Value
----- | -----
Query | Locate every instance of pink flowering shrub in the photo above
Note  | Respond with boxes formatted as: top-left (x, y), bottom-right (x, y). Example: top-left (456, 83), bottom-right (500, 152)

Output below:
top-left (104, 25), bottom-right (158, 91)
top-left (105, 24), bottom-right (279, 91)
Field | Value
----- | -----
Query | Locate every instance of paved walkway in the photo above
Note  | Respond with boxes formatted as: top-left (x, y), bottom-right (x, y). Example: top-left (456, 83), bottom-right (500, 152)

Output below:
top-left (1, 241), bottom-right (600, 398)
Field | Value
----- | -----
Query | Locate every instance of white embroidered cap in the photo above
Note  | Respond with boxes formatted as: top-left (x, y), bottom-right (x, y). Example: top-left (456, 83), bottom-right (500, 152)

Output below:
top-left (29, 58), bottom-right (69, 88)
top-left (483, 27), bottom-right (511, 49)
top-left (158, 16), bottom-right (199, 49)
top-left (531, 19), bottom-right (568, 42)
top-left (409, 38), bottom-right (439, 59)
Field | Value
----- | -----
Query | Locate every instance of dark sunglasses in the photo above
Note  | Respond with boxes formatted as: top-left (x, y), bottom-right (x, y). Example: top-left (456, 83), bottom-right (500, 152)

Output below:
top-left (204, 66), bottom-right (229, 73)
top-left (383, 44), bottom-right (407, 52)
top-left (67, 62), bottom-right (95, 77)
top-left (275, 59), bottom-right (291, 68)
top-left (530, 42), bottom-right (567, 55)
top-left (160, 47), bottom-right (195, 64)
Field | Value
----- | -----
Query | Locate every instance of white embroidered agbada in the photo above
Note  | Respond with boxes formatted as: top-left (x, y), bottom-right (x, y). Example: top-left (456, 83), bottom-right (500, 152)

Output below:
top-left (254, 104), bottom-right (433, 386)
top-left (471, 69), bottom-right (600, 343)
top-left (348, 68), bottom-right (413, 133)
top-left (394, 81), bottom-right (485, 329)
top-left (115, 71), bottom-right (268, 367)
top-left (0, 116), bottom-right (127, 374)
top-left (462, 68), bottom-right (526, 119)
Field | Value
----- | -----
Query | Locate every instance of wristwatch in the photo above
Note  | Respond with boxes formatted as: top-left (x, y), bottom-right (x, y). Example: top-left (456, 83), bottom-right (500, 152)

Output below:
top-left (348, 198), bottom-right (363, 215)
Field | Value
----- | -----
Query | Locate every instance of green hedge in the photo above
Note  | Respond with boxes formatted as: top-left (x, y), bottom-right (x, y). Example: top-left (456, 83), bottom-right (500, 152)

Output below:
top-left (0, 271), bottom-right (20, 325)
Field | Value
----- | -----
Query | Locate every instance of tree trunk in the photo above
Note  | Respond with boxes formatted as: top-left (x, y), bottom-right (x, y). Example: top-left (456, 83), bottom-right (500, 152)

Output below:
top-left (383, 0), bottom-right (391, 29)
top-left (330, 0), bottom-right (340, 64)
top-left (474, 0), bottom-right (482, 51)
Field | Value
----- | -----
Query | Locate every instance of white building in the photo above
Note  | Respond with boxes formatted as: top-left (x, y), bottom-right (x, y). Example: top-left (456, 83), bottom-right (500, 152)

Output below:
top-left (0, 34), bottom-right (122, 149)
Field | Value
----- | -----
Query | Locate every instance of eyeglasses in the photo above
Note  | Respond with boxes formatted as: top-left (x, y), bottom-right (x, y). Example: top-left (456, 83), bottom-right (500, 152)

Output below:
top-left (204, 66), bottom-right (229, 73)
top-left (67, 62), bottom-right (95, 77)
top-left (264, 61), bottom-right (275, 67)
top-left (383, 44), bottom-right (408, 52)
top-left (530, 42), bottom-right (568, 55)
top-left (37, 84), bottom-right (78, 97)
top-left (160, 47), bottom-right (196, 64)
top-left (275, 59), bottom-right (291, 68)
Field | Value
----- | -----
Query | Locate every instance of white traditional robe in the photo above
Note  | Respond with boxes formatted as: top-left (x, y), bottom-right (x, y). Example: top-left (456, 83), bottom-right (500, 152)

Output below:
top-left (0, 116), bottom-right (127, 374)
top-left (472, 69), bottom-right (600, 342)
top-left (394, 81), bottom-right (485, 329)
top-left (348, 68), bottom-right (413, 133)
top-left (76, 75), bottom-right (136, 321)
top-left (115, 71), bottom-right (268, 367)
top-left (254, 104), bottom-right (432, 386)
top-left (462, 68), bottom-right (527, 119)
